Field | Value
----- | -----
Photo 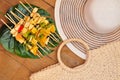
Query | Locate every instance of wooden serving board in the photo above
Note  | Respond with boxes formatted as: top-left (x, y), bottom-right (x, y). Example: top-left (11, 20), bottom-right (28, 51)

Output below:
top-left (0, 0), bottom-right (84, 80)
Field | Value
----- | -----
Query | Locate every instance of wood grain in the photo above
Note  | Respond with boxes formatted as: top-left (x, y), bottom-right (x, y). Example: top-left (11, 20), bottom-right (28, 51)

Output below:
top-left (44, 0), bottom-right (56, 7)
top-left (0, 51), bottom-right (21, 80)
top-left (11, 66), bottom-right (30, 80)
top-left (0, 0), bottom-right (85, 80)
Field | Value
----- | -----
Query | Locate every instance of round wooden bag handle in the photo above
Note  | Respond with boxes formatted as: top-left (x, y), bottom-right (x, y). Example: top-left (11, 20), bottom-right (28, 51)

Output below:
top-left (57, 38), bottom-right (90, 72)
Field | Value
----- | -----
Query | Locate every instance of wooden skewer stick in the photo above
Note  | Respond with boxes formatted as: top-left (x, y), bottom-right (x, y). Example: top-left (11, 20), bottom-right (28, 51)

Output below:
top-left (0, 19), bottom-right (12, 30)
top-left (24, 0), bottom-right (33, 9)
top-left (46, 46), bottom-right (55, 51)
top-left (7, 13), bottom-right (18, 25)
top-left (36, 54), bottom-right (41, 58)
top-left (48, 41), bottom-right (55, 47)
top-left (45, 46), bottom-right (51, 51)
top-left (54, 32), bottom-right (62, 40)
top-left (15, 8), bottom-right (26, 17)
top-left (50, 35), bottom-right (59, 43)
top-left (37, 50), bottom-right (43, 58)
top-left (37, 43), bottom-right (48, 54)
top-left (50, 33), bottom-right (59, 42)
top-left (7, 13), bottom-right (16, 25)
top-left (5, 15), bottom-right (16, 25)
top-left (19, 1), bottom-right (31, 13)
top-left (49, 35), bottom-right (58, 43)
top-left (10, 11), bottom-right (21, 20)
top-left (49, 35), bottom-right (59, 43)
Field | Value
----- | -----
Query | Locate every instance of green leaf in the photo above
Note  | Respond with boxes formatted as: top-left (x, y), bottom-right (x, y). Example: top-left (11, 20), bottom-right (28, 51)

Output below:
top-left (0, 4), bottom-right (61, 59)
top-left (0, 24), bottom-right (38, 58)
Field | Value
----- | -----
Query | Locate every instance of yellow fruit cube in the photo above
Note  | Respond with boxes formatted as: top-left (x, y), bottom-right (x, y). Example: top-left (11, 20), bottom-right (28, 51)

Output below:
top-left (31, 38), bottom-right (37, 45)
top-left (44, 20), bottom-right (49, 25)
top-left (21, 28), bottom-right (27, 34)
top-left (31, 27), bottom-right (37, 34)
top-left (38, 36), bottom-right (48, 47)
top-left (34, 17), bottom-right (39, 23)
top-left (28, 24), bottom-right (34, 30)
top-left (24, 22), bottom-right (30, 28)
top-left (50, 25), bottom-right (56, 33)
top-left (24, 16), bottom-right (30, 22)
top-left (32, 7), bottom-right (38, 13)
top-left (30, 46), bottom-right (38, 55)
top-left (18, 19), bottom-right (24, 25)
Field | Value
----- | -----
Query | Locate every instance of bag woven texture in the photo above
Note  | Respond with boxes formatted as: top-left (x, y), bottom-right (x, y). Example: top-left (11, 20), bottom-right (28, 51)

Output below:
top-left (30, 39), bottom-right (120, 80)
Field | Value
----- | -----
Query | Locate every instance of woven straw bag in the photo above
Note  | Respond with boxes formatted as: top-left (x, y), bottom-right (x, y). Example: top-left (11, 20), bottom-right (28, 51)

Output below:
top-left (30, 39), bottom-right (120, 80)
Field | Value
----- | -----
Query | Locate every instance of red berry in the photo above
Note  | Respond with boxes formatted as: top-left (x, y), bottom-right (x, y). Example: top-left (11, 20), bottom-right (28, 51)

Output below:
top-left (18, 25), bottom-right (24, 33)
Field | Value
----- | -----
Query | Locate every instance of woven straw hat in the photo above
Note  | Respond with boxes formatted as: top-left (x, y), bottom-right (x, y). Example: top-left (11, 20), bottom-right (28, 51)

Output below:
top-left (55, 0), bottom-right (120, 59)
top-left (30, 38), bottom-right (120, 80)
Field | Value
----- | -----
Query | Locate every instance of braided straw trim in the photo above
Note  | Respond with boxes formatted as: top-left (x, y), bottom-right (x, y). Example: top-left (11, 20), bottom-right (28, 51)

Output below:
top-left (55, 0), bottom-right (120, 59)
top-left (30, 39), bottom-right (120, 80)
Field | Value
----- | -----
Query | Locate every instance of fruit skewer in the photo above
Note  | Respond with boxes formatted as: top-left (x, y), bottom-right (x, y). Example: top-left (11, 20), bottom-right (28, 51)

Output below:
top-left (0, 19), bottom-right (43, 58)
top-left (9, 11), bottom-right (54, 52)
top-left (0, 1), bottom-right (61, 59)
top-left (13, 8), bottom-right (59, 44)
top-left (19, 1), bottom-right (61, 42)
top-left (4, 12), bottom-right (51, 56)
top-left (11, 7), bottom-right (59, 46)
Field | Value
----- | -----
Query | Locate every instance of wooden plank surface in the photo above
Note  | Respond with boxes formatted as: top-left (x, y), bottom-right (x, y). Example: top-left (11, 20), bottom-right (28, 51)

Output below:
top-left (0, 47), bottom-right (22, 80)
top-left (43, 0), bottom-right (56, 7)
top-left (0, 0), bottom-right (85, 80)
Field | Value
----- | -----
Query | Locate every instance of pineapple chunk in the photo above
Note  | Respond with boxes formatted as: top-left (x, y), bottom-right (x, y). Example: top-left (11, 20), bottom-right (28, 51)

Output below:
top-left (44, 20), bottom-right (49, 25)
top-left (50, 25), bottom-right (56, 33)
top-left (45, 37), bottom-right (49, 45)
top-left (24, 22), bottom-right (30, 28)
top-left (30, 19), bottom-right (36, 25)
top-left (30, 46), bottom-right (38, 55)
top-left (40, 28), bottom-right (50, 36)
top-left (40, 17), bottom-right (46, 23)
top-left (21, 28), bottom-right (27, 34)
top-left (30, 19), bottom-right (34, 24)
top-left (29, 24), bottom-right (34, 30)
top-left (33, 13), bottom-right (38, 19)
top-left (31, 38), bottom-right (37, 45)
top-left (34, 17), bottom-right (39, 24)
top-left (10, 28), bottom-right (16, 35)
top-left (14, 24), bottom-right (20, 31)
top-left (31, 27), bottom-right (37, 34)
top-left (32, 7), bottom-right (38, 13)
top-left (18, 19), bottom-right (24, 25)
top-left (38, 36), bottom-right (48, 47)
top-left (24, 16), bottom-right (30, 22)
top-left (37, 17), bottom-right (42, 24)
top-left (30, 12), bottom-right (35, 17)
top-left (13, 32), bottom-right (18, 37)
top-left (36, 13), bottom-right (40, 17)
top-left (10, 28), bottom-right (18, 37)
